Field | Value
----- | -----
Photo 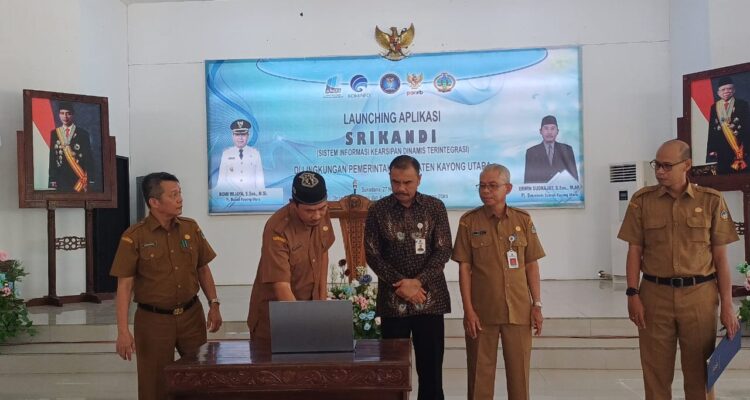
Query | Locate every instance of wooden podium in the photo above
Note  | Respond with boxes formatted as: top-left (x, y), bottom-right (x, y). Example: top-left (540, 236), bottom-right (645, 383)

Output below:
top-left (328, 193), bottom-right (371, 280)
top-left (164, 339), bottom-right (412, 400)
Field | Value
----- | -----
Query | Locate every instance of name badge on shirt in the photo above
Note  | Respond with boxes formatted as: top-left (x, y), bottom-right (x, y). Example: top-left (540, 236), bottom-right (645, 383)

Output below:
top-left (507, 250), bottom-right (519, 269)
top-left (507, 234), bottom-right (518, 268)
top-left (415, 238), bottom-right (426, 254)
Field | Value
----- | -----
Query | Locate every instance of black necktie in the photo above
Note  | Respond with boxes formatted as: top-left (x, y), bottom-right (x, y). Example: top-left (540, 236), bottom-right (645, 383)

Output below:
top-left (239, 149), bottom-right (244, 160)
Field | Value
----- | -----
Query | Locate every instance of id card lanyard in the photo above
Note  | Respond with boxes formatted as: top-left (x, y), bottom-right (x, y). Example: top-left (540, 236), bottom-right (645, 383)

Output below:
top-left (415, 222), bottom-right (426, 255)
top-left (507, 234), bottom-right (519, 269)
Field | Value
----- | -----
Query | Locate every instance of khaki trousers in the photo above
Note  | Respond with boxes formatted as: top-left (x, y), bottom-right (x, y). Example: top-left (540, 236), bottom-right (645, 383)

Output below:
top-left (134, 302), bottom-right (207, 400)
top-left (639, 279), bottom-right (718, 400)
top-left (466, 323), bottom-right (531, 400)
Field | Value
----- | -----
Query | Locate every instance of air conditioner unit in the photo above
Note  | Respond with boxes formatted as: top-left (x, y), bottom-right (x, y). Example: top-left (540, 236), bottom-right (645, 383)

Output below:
top-left (609, 162), bottom-right (658, 278)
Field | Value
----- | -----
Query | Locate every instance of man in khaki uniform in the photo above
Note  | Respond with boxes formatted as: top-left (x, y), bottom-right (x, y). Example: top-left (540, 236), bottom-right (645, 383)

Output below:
top-left (111, 172), bottom-right (223, 400)
top-left (452, 164), bottom-right (545, 400)
top-left (247, 171), bottom-right (335, 340)
top-left (618, 139), bottom-right (739, 400)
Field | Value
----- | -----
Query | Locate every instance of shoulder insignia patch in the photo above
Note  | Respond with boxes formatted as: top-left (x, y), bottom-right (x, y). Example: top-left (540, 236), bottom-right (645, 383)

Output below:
top-left (121, 237), bottom-right (133, 244)
top-left (272, 235), bottom-right (287, 243)
top-left (509, 206), bottom-right (530, 216)
top-left (694, 185), bottom-right (721, 196)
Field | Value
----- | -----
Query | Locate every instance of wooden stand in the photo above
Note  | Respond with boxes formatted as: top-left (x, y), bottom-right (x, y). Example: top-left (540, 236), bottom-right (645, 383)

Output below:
top-left (16, 122), bottom-right (118, 307)
top-left (329, 193), bottom-right (371, 280)
top-left (26, 204), bottom-right (104, 306)
top-left (676, 117), bottom-right (750, 259)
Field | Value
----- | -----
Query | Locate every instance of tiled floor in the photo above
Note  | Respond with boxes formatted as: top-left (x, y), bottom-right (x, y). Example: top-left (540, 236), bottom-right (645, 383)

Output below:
top-left (1, 369), bottom-right (749, 399)
top-left (5, 280), bottom-right (749, 399)
top-left (25, 279), bottom-right (631, 326)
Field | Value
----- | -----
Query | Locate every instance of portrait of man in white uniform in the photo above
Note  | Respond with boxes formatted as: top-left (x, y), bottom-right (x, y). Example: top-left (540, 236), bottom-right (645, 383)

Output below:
top-left (216, 119), bottom-right (265, 191)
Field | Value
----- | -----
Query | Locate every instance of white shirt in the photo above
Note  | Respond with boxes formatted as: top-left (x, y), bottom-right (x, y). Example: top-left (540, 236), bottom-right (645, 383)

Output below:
top-left (216, 146), bottom-right (265, 191)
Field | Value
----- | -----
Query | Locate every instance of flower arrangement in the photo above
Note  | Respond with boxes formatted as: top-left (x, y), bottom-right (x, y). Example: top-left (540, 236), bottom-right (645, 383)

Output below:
top-left (736, 261), bottom-right (750, 325)
top-left (0, 251), bottom-right (35, 343)
top-left (328, 259), bottom-right (381, 339)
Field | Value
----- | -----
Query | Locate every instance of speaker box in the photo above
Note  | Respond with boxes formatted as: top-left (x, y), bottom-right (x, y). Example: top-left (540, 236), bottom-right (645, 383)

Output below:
top-left (136, 175), bottom-right (146, 221)
top-left (93, 156), bottom-right (130, 294)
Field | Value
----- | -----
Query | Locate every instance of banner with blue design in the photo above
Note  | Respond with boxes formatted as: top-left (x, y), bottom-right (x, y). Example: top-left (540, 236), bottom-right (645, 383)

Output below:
top-left (206, 47), bottom-right (583, 213)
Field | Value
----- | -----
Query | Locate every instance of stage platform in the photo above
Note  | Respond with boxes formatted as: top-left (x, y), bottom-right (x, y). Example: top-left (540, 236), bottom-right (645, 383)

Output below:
top-left (2, 280), bottom-right (749, 399)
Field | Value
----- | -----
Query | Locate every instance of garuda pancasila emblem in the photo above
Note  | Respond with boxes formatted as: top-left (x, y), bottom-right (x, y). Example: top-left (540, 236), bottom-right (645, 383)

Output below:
top-left (375, 24), bottom-right (415, 61)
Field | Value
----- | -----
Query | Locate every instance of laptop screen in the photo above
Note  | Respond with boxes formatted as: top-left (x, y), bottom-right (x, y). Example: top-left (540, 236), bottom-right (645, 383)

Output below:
top-left (269, 300), bottom-right (355, 353)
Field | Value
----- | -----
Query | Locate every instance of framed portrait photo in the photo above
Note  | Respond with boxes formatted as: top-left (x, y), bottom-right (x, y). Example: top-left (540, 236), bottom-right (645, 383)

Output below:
top-left (679, 62), bottom-right (750, 191)
top-left (18, 90), bottom-right (116, 208)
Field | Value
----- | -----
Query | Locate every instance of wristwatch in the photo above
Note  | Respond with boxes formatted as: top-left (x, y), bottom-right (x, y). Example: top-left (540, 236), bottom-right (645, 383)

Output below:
top-left (533, 301), bottom-right (543, 308)
top-left (625, 287), bottom-right (640, 296)
top-left (209, 298), bottom-right (221, 306)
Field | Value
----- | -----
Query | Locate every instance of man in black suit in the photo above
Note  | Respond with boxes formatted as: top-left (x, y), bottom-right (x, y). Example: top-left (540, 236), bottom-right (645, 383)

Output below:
top-left (524, 115), bottom-right (579, 183)
top-left (706, 76), bottom-right (750, 174)
top-left (48, 102), bottom-right (96, 192)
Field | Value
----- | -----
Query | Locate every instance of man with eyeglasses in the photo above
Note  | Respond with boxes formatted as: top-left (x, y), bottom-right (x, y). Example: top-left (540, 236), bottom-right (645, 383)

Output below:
top-left (216, 118), bottom-right (265, 191)
top-left (452, 164), bottom-right (545, 400)
top-left (618, 139), bottom-right (739, 400)
top-left (706, 76), bottom-right (750, 174)
top-left (247, 171), bottom-right (335, 340)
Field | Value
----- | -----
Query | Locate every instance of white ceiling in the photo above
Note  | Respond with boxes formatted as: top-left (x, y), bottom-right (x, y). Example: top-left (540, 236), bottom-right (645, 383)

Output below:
top-left (120, 0), bottom-right (214, 5)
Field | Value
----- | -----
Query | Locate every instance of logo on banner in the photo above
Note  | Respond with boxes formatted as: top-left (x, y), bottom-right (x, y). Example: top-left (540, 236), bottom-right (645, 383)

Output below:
top-left (406, 73), bottom-right (424, 96)
top-left (350, 75), bottom-right (368, 92)
top-left (348, 75), bottom-right (371, 98)
top-left (325, 76), bottom-right (342, 97)
top-left (380, 73), bottom-right (401, 94)
top-left (433, 72), bottom-right (456, 93)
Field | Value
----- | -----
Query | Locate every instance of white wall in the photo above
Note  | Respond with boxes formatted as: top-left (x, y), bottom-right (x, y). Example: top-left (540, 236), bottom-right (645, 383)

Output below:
top-left (126, 0), bottom-right (673, 284)
top-left (0, 0), bottom-right (129, 298)
top-left (4, 0), bottom-right (747, 297)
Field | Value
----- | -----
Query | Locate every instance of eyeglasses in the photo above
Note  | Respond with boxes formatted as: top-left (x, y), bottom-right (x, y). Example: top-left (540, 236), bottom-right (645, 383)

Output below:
top-left (476, 183), bottom-right (507, 191)
top-left (649, 159), bottom-right (688, 171)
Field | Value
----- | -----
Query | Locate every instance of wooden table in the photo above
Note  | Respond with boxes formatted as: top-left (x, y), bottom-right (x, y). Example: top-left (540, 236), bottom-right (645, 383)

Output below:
top-left (165, 339), bottom-right (412, 400)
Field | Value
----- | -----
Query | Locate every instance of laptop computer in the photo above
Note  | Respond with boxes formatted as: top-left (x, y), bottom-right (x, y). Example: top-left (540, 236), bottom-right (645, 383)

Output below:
top-left (269, 300), bottom-right (355, 353)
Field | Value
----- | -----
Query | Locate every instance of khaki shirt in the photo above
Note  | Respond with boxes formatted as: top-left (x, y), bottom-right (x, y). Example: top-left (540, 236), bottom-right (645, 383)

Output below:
top-left (452, 205), bottom-right (545, 325)
top-left (617, 183), bottom-right (738, 277)
top-left (247, 203), bottom-right (335, 335)
top-left (110, 214), bottom-right (216, 308)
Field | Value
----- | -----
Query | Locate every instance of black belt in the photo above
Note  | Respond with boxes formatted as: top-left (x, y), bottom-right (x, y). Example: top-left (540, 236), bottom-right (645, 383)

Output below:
top-left (138, 296), bottom-right (198, 315)
top-left (642, 273), bottom-right (716, 288)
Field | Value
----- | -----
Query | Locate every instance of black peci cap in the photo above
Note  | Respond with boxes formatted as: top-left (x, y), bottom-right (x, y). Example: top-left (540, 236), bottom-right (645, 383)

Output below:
top-left (58, 102), bottom-right (75, 114)
top-left (540, 115), bottom-right (557, 127)
top-left (292, 171), bottom-right (327, 205)
top-left (717, 76), bottom-right (734, 88)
